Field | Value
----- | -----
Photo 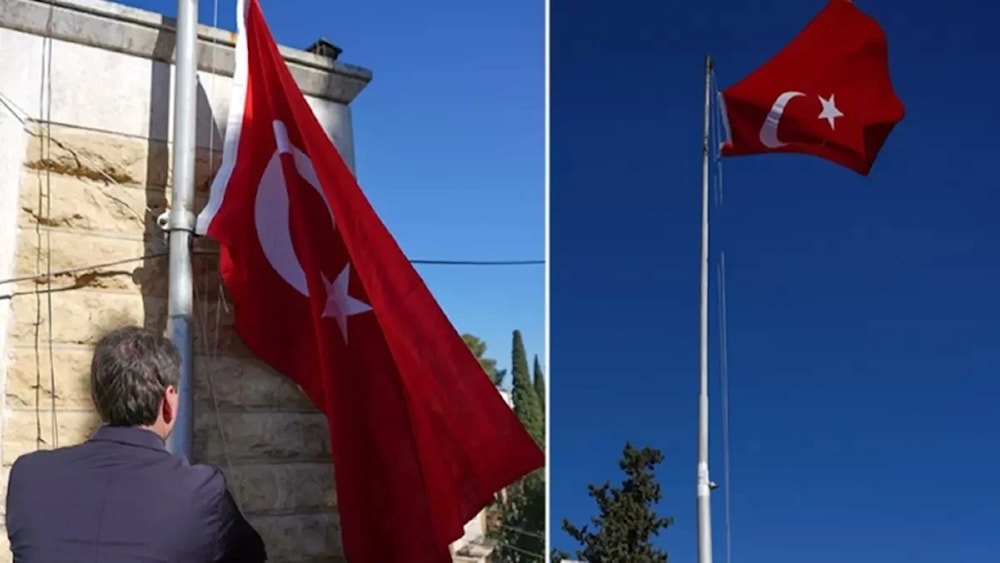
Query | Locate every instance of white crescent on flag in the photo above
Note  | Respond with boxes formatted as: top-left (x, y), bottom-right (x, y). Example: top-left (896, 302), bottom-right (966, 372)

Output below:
top-left (758, 90), bottom-right (805, 149)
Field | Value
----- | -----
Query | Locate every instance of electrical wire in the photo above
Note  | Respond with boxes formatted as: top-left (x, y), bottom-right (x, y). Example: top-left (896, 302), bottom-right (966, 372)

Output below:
top-left (717, 254), bottom-right (733, 563)
top-left (0, 252), bottom-right (545, 292)
top-left (191, 249), bottom-right (241, 508)
top-left (711, 68), bottom-right (735, 563)
top-left (29, 0), bottom-right (60, 453)
top-left (492, 539), bottom-right (545, 560)
top-left (503, 524), bottom-right (545, 540)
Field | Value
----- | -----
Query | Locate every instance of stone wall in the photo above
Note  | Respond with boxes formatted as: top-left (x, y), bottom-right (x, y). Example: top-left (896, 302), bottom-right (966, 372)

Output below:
top-left (0, 1), bottom-right (371, 561)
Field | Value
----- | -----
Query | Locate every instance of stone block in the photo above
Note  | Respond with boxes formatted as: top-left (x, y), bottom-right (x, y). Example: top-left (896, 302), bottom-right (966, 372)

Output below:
top-left (2, 409), bottom-right (100, 465)
top-left (8, 291), bottom-right (162, 347)
top-left (14, 230), bottom-right (154, 294)
top-left (23, 123), bottom-right (222, 190)
top-left (23, 124), bottom-right (153, 187)
top-left (11, 228), bottom-right (222, 301)
top-left (17, 171), bottom-right (153, 235)
top-left (187, 299), bottom-right (253, 359)
top-left (224, 462), bottom-right (337, 515)
top-left (193, 410), bottom-right (331, 464)
top-left (4, 342), bottom-right (313, 413)
top-left (193, 355), bottom-right (314, 412)
top-left (0, 529), bottom-right (8, 563)
top-left (6, 289), bottom-right (249, 357)
top-left (0, 466), bottom-right (11, 520)
top-left (5, 346), bottom-right (92, 410)
top-left (249, 512), bottom-right (343, 561)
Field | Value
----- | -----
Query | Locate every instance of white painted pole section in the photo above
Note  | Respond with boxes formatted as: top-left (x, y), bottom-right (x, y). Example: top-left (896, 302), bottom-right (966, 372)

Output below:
top-left (696, 54), bottom-right (714, 563)
top-left (164, 0), bottom-right (198, 460)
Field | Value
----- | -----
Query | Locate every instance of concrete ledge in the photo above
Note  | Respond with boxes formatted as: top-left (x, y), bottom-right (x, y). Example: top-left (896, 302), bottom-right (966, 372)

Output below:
top-left (0, 0), bottom-right (373, 104)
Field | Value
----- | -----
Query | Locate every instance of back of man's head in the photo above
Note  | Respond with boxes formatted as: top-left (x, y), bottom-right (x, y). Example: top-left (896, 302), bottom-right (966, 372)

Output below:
top-left (90, 326), bottom-right (181, 437)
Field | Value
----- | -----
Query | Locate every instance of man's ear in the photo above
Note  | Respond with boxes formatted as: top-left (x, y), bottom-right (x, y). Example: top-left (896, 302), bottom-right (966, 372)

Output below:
top-left (162, 385), bottom-right (178, 424)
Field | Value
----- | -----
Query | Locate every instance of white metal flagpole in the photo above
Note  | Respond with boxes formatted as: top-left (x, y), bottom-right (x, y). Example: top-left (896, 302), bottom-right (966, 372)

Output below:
top-left (696, 54), bottom-right (716, 563)
top-left (164, 0), bottom-right (199, 459)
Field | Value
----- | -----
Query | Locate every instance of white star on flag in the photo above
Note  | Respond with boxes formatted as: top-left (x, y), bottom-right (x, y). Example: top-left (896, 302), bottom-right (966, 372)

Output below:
top-left (817, 94), bottom-right (844, 129)
top-left (321, 264), bottom-right (372, 344)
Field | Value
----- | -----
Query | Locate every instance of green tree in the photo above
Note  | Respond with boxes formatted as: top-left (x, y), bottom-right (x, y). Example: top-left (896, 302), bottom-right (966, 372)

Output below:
top-left (533, 354), bottom-right (546, 417)
top-left (461, 333), bottom-right (506, 386)
top-left (494, 472), bottom-right (546, 562)
top-left (492, 330), bottom-right (547, 562)
top-left (511, 330), bottom-right (544, 446)
top-left (553, 443), bottom-right (673, 563)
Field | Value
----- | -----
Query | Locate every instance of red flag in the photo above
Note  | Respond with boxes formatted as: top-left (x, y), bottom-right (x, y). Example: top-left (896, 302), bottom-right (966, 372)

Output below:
top-left (195, 1), bottom-right (545, 561)
top-left (720, 0), bottom-right (905, 175)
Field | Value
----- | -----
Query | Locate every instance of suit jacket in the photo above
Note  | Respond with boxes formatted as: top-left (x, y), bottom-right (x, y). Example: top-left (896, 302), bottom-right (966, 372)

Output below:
top-left (5, 425), bottom-right (267, 563)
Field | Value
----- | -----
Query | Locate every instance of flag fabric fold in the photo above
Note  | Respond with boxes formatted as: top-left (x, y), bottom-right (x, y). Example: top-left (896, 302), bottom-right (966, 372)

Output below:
top-left (195, 1), bottom-right (545, 561)
top-left (719, 0), bottom-right (905, 175)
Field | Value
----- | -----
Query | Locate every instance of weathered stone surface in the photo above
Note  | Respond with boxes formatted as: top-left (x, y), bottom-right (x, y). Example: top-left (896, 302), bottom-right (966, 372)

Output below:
top-left (8, 291), bottom-right (163, 346)
top-left (2, 410), bottom-right (100, 465)
top-left (194, 411), bottom-right (331, 464)
top-left (0, 528), bottom-right (9, 563)
top-left (193, 356), bottom-right (314, 412)
top-left (23, 123), bottom-right (223, 191)
top-left (23, 124), bottom-right (151, 186)
top-left (249, 512), bottom-right (343, 561)
top-left (0, 466), bottom-right (11, 521)
top-left (7, 290), bottom-right (247, 357)
top-left (14, 230), bottom-right (154, 293)
top-left (5, 344), bottom-right (312, 412)
top-left (224, 462), bottom-right (337, 515)
top-left (17, 171), bottom-right (152, 234)
top-left (5, 346), bottom-right (92, 409)
top-left (187, 301), bottom-right (253, 358)
top-left (12, 228), bottom-right (222, 300)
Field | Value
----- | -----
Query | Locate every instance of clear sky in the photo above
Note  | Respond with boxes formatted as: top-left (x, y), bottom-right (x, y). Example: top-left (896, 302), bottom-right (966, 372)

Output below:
top-left (551, 1), bottom-right (998, 562)
top-left (127, 0), bottom-right (545, 376)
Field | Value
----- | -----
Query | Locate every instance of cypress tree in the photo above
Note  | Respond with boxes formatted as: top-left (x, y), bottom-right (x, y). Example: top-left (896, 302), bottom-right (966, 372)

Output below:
top-left (533, 354), bottom-right (546, 416)
top-left (492, 331), bottom-right (547, 562)
top-left (511, 330), bottom-right (544, 446)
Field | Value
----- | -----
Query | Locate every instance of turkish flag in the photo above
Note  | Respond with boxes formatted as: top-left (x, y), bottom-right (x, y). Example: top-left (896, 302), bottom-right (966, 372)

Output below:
top-left (194, 1), bottom-right (544, 561)
top-left (720, 0), bottom-right (905, 175)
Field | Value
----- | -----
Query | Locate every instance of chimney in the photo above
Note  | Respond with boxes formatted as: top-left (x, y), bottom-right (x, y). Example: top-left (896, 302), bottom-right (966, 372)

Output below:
top-left (305, 38), bottom-right (343, 61)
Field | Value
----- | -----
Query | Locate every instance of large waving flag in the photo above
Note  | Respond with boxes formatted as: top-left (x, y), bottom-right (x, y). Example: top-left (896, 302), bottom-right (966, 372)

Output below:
top-left (195, 1), bottom-right (545, 561)
top-left (720, 0), bottom-right (905, 175)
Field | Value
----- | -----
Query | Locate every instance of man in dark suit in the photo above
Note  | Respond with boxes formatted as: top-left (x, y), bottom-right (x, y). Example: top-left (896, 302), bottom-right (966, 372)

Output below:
top-left (5, 326), bottom-right (267, 562)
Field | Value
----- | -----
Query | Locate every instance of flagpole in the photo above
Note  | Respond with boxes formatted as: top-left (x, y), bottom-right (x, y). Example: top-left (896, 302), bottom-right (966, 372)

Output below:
top-left (164, 0), bottom-right (199, 459)
top-left (696, 53), bottom-right (715, 563)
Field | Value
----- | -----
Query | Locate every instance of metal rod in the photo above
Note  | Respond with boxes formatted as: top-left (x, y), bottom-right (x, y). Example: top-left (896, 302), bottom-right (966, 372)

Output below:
top-left (165, 0), bottom-right (198, 460)
top-left (697, 53), bottom-right (714, 563)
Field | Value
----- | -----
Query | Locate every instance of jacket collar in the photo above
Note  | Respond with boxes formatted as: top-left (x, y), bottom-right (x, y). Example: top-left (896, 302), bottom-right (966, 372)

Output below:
top-left (90, 425), bottom-right (167, 452)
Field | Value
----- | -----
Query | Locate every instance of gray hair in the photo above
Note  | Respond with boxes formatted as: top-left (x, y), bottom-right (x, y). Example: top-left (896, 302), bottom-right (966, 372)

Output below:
top-left (90, 326), bottom-right (180, 427)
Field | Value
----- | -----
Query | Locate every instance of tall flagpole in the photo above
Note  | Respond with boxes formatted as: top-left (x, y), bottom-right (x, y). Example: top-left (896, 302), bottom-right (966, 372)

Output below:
top-left (696, 54), bottom-right (715, 563)
top-left (164, 0), bottom-right (199, 459)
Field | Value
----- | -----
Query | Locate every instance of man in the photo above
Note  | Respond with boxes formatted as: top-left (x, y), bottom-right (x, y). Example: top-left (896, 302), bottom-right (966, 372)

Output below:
top-left (5, 326), bottom-right (267, 562)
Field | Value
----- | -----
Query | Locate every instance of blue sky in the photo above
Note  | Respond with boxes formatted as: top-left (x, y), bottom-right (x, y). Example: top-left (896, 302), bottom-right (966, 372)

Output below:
top-left (551, 1), bottom-right (998, 562)
top-left (127, 0), bottom-right (545, 376)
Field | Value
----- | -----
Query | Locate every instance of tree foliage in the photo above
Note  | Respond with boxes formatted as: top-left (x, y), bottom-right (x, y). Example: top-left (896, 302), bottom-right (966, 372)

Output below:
top-left (553, 443), bottom-right (673, 563)
top-left (461, 333), bottom-right (506, 386)
top-left (533, 354), bottom-right (546, 416)
top-left (494, 470), bottom-right (545, 562)
top-left (511, 330), bottom-right (544, 447)
top-left (492, 330), bottom-right (546, 562)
